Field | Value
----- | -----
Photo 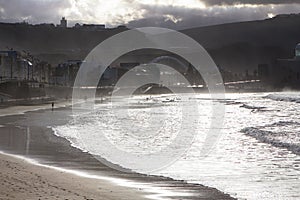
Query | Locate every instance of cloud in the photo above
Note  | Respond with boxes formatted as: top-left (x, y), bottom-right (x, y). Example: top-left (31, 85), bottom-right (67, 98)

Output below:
top-left (0, 0), bottom-right (71, 24)
top-left (62, 0), bottom-right (143, 25)
top-left (126, 3), bottom-right (300, 29)
top-left (0, 0), bottom-right (143, 26)
top-left (202, 0), bottom-right (298, 6)
top-left (0, 0), bottom-right (299, 29)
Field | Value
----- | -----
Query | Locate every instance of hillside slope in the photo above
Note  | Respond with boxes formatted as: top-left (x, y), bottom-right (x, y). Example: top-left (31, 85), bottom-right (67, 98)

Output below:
top-left (0, 14), bottom-right (300, 72)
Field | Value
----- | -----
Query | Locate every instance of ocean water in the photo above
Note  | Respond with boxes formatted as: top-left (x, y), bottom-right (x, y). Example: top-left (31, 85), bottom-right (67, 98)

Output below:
top-left (53, 92), bottom-right (300, 200)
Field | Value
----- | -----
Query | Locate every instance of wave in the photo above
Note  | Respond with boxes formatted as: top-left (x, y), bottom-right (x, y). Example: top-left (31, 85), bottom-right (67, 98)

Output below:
top-left (265, 93), bottom-right (300, 103)
top-left (241, 121), bottom-right (300, 155)
top-left (51, 126), bottom-right (88, 153)
top-left (269, 121), bottom-right (300, 127)
top-left (240, 103), bottom-right (266, 111)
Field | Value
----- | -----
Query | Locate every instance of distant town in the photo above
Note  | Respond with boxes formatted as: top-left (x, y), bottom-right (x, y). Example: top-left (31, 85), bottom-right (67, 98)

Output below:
top-left (4, 17), bottom-right (127, 31)
top-left (1, 15), bottom-right (300, 101)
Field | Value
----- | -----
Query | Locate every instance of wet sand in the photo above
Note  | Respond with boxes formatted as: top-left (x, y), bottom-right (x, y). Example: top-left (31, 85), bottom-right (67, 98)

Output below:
top-left (0, 99), bottom-right (72, 117)
top-left (0, 103), bottom-right (235, 200)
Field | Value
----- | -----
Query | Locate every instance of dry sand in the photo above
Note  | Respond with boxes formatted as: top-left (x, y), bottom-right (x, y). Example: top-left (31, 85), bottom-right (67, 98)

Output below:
top-left (0, 153), bottom-right (146, 200)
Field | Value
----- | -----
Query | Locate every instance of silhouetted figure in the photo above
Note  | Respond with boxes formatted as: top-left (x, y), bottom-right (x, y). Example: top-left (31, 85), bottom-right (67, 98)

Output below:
top-left (51, 102), bottom-right (54, 111)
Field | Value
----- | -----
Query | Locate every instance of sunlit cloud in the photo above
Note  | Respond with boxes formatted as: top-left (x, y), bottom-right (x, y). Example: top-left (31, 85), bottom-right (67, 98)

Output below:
top-left (202, 0), bottom-right (297, 6)
top-left (61, 0), bottom-right (145, 25)
top-left (163, 14), bottom-right (183, 23)
top-left (138, 0), bottom-right (206, 9)
top-left (0, 0), bottom-right (299, 29)
top-left (232, 4), bottom-right (261, 8)
top-left (267, 13), bottom-right (275, 18)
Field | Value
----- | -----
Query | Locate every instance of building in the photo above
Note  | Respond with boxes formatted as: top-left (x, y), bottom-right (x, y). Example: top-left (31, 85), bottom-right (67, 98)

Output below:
top-left (99, 66), bottom-right (118, 86)
top-left (270, 43), bottom-right (300, 88)
top-left (34, 61), bottom-right (51, 83)
top-left (0, 50), bottom-right (31, 82)
top-left (74, 23), bottom-right (81, 29)
top-left (74, 23), bottom-right (105, 31)
top-left (296, 43), bottom-right (300, 58)
top-left (51, 60), bottom-right (82, 86)
top-left (0, 50), bottom-right (52, 83)
top-left (60, 17), bottom-right (67, 28)
top-left (0, 50), bottom-right (51, 99)
top-left (35, 23), bottom-right (55, 29)
top-left (258, 64), bottom-right (270, 80)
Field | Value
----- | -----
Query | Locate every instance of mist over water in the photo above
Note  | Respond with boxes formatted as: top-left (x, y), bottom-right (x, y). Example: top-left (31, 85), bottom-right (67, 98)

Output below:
top-left (54, 92), bottom-right (300, 200)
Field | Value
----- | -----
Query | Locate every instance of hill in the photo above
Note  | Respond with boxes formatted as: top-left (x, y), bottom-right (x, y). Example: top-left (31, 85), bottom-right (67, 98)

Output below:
top-left (0, 14), bottom-right (300, 73)
top-left (0, 23), bottom-right (126, 65)
top-left (182, 14), bottom-right (300, 73)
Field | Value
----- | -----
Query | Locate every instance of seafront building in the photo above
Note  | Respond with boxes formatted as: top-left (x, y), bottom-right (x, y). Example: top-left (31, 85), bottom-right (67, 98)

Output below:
top-left (275, 44), bottom-right (300, 85)
top-left (0, 50), bottom-right (33, 82)
top-left (259, 43), bottom-right (300, 88)
top-left (0, 50), bottom-right (51, 84)
top-left (51, 60), bottom-right (81, 86)
top-left (0, 50), bottom-right (51, 99)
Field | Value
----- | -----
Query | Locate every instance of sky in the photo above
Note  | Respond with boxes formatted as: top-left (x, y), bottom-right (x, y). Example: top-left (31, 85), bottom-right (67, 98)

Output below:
top-left (0, 0), bottom-right (299, 29)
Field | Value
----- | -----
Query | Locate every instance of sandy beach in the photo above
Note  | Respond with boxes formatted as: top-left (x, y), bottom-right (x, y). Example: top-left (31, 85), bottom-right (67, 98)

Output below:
top-left (0, 153), bottom-right (146, 200)
top-left (0, 98), bottom-right (72, 117)
top-left (0, 103), bottom-right (235, 200)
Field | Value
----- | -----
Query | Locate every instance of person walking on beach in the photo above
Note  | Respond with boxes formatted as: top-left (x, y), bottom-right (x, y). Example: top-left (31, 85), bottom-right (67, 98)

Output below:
top-left (51, 102), bottom-right (54, 111)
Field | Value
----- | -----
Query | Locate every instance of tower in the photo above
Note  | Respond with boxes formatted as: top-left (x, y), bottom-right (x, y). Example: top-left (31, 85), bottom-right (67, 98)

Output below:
top-left (60, 17), bottom-right (67, 28)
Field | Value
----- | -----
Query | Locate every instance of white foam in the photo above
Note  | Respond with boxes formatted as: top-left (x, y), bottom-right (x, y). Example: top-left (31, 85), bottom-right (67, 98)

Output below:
top-left (51, 126), bottom-right (88, 152)
top-left (266, 92), bottom-right (300, 103)
top-left (48, 92), bottom-right (300, 199)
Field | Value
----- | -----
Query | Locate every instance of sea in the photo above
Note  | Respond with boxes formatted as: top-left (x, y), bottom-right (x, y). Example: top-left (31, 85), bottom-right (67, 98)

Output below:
top-left (53, 92), bottom-right (300, 200)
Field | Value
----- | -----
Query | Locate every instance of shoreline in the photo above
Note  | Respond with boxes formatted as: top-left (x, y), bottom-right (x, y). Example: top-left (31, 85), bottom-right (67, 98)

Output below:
top-left (0, 100), bottom-right (236, 200)
top-left (0, 152), bottom-right (147, 200)
top-left (0, 98), bottom-right (73, 117)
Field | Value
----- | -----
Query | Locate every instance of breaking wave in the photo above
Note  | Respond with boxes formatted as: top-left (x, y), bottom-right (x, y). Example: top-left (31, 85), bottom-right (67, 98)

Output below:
top-left (242, 121), bottom-right (300, 155)
top-left (265, 93), bottom-right (300, 103)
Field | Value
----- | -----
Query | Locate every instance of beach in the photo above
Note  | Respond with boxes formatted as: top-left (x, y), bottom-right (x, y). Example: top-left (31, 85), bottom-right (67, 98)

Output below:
top-left (0, 102), bottom-right (235, 200)
top-left (0, 153), bottom-right (146, 200)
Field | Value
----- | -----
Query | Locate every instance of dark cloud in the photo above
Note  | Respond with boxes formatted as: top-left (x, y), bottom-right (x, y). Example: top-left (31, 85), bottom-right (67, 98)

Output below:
top-left (127, 3), bottom-right (300, 30)
top-left (202, 0), bottom-right (298, 6)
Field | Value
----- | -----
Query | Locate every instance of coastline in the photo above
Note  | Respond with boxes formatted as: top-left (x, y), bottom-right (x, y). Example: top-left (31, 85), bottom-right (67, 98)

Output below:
top-left (0, 102), bottom-right (235, 200)
top-left (0, 152), bottom-right (146, 200)
top-left (0, 98), bottom-right (72, 117)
